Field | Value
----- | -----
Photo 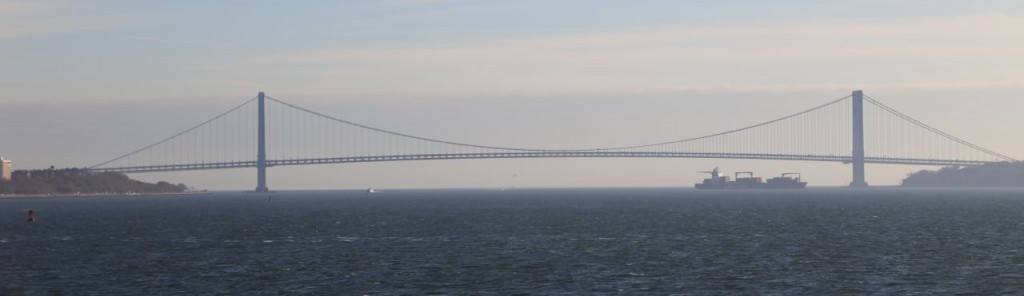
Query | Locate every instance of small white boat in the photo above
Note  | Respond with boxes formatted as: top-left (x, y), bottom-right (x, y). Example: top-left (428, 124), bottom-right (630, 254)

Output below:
top-left (366, 188), bottom-right (377, 194)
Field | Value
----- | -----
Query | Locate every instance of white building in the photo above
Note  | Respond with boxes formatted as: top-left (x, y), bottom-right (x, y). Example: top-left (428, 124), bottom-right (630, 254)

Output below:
top-left (1, 157), bottom-right (10, 181)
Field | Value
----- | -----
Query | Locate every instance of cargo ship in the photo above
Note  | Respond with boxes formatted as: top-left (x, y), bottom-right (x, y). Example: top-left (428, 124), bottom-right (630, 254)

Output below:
top-left (695, 167), bottom-right (807, 189)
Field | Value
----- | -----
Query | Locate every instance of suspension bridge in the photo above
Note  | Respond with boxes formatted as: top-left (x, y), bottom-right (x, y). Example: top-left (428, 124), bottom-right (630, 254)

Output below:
top-left (87, 90), bottom-right (1016, 191)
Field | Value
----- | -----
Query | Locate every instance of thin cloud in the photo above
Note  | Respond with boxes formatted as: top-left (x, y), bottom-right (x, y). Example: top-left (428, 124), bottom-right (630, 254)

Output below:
top-left (260, 13), bottom-right (1024, 63)
top-left (242, 13), bottom-right (1024, 97)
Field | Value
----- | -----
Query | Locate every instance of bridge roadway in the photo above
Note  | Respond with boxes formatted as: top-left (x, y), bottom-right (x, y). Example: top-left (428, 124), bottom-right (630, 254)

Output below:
top-left (85, 151), bottom-right (997, 173)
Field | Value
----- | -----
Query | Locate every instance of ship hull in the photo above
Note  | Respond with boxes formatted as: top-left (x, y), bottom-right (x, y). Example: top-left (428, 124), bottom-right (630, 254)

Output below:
top-left (695, 183), bottom-right (806, 189)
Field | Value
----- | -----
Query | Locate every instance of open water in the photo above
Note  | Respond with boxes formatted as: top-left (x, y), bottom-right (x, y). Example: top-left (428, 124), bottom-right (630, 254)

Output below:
top-left (2, 188), bottom-right (1024, 294)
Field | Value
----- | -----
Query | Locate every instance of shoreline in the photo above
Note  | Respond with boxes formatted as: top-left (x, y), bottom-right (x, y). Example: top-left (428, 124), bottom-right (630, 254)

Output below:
top-left (0, 191), bottom-right (211, 199)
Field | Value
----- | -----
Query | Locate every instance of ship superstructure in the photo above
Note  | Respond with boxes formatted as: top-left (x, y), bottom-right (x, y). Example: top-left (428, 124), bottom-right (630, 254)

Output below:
top-left (696, 168), bottom-right (806, 189)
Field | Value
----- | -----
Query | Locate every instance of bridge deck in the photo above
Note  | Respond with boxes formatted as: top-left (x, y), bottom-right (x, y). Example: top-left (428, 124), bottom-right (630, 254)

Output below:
top-left (86, 152), bottom-right (998, 173)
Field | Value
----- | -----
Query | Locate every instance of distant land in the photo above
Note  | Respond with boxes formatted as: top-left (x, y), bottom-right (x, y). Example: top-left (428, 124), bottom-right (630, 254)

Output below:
top-left (902, 162), bottom-right (1024, 187)
top-left (0, 168), bottom-right (188, 195)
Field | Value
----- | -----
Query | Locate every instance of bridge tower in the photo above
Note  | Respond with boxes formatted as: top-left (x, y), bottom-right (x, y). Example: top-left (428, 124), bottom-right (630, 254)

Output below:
top-left (255, 91), bottom-right (270, 192)
top-left (850, 90), bottom-right (868, 187)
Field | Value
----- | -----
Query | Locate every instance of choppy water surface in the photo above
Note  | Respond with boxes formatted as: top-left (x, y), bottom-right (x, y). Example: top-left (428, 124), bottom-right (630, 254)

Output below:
top-left (3, 188), bottom-right (1024, 294)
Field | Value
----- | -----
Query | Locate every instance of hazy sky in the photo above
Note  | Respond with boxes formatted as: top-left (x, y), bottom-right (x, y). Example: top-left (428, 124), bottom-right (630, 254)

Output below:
top-left (2, 1), bottom-right (1022, 190)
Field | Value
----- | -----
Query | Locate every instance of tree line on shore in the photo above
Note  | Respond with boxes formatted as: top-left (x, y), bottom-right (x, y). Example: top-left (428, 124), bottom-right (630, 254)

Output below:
top-left (0, 168), bottom-right (187, 194)
top-left (902, 162), bottom-right (1024, 187)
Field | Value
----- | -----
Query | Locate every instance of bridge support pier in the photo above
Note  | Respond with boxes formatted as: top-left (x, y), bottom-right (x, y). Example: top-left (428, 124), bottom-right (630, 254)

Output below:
top-left (255, 91), bottom-right (270, 192)
top-left (850, 90), bottom-right (868, 187)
